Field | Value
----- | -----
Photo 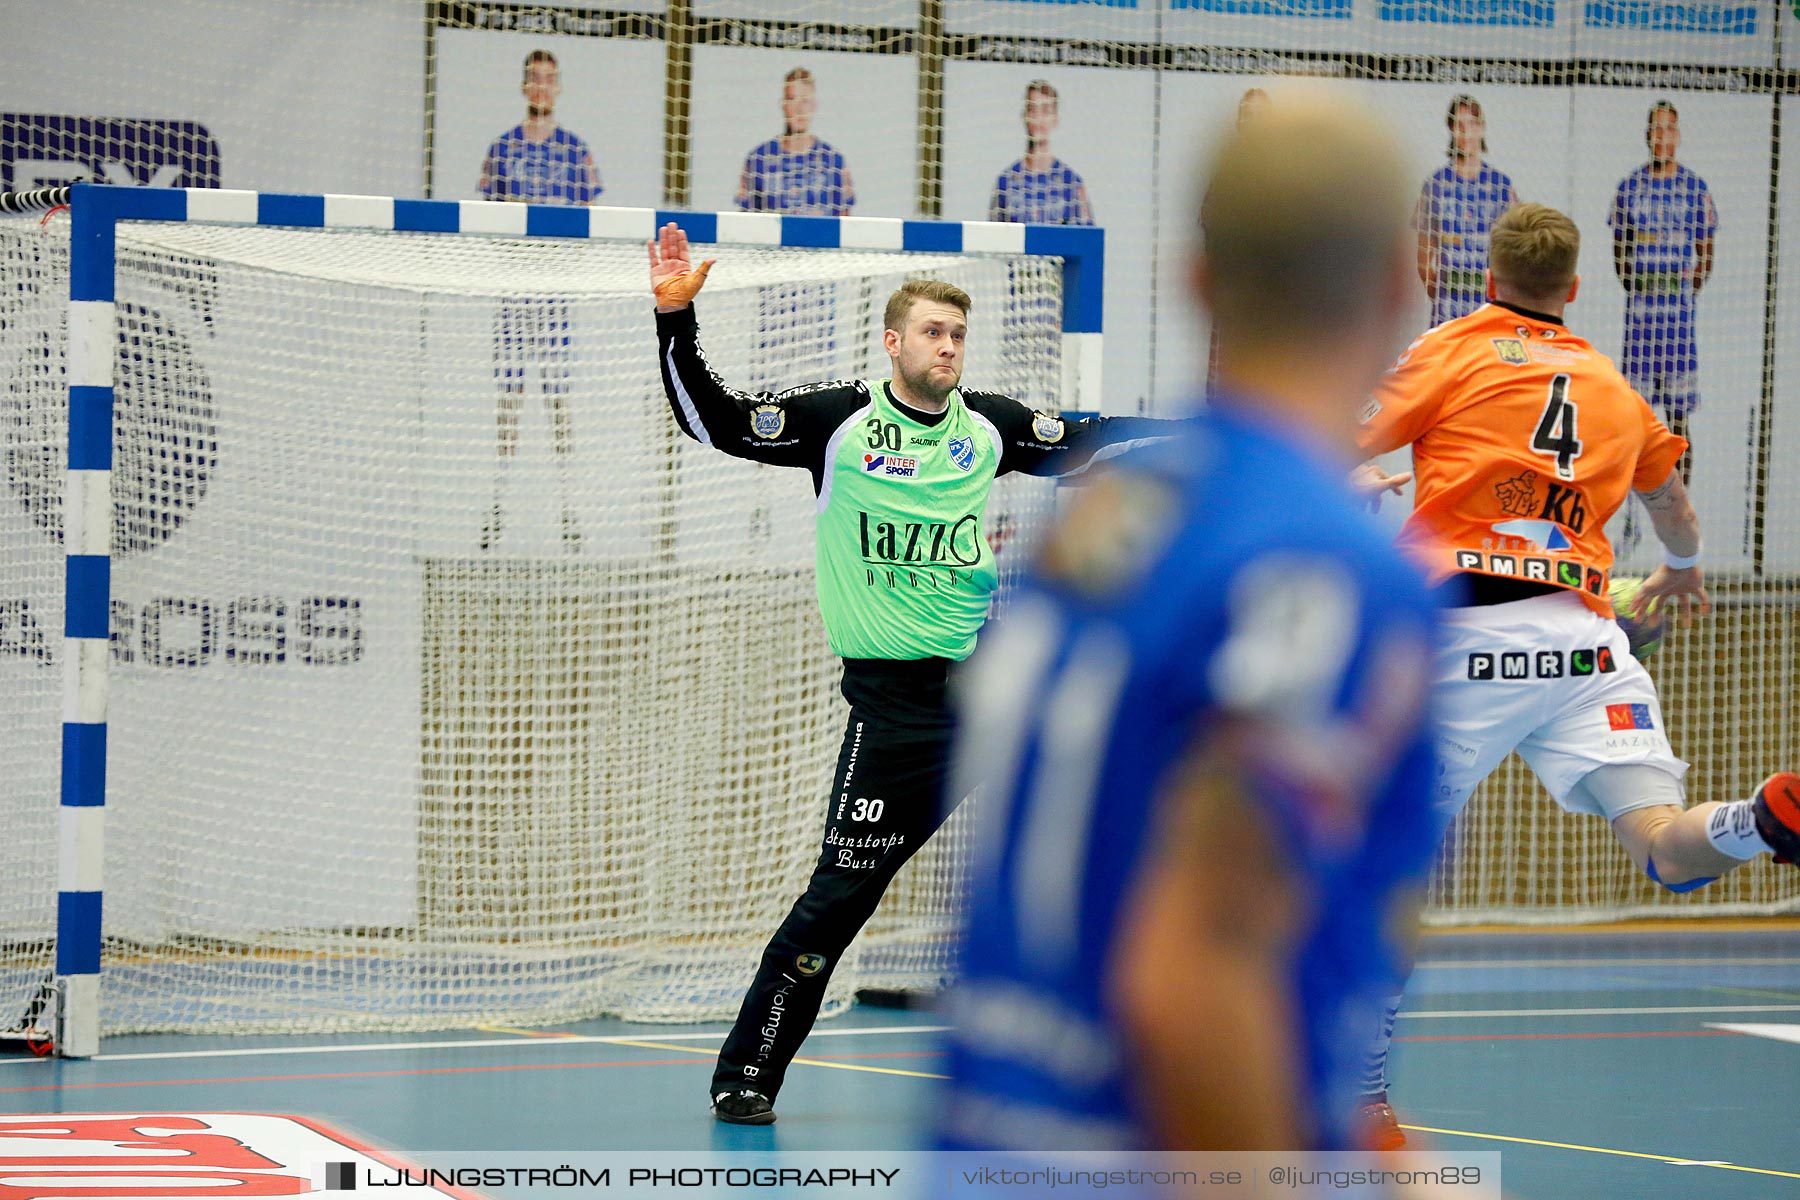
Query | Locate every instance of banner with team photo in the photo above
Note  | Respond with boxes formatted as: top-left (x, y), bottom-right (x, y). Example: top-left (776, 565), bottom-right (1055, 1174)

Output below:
top-left (1765, 92), bottom-right (1800, 572)
top-left (943, 0), bottom-right (1157, 41)
top-left (941, 61), bottom-right (1157, 415)
top-left (1160, 0), bottom-right (1368, 55)
top-left (0, 1), bottom-right (421, 196)
top-left (431, 24), bottom-right (665, 206)
top-left (687, 45), bottom-right (916, 218)
top-left (695, 0), bottom-right (916, 24)
top-left (1150, 75), bottom-right (1389, 409)
top-left (1565, 88), bottom-right (1771, 575)
top-left (1369, 81), bottom-right (1577, 326)
top-left (1159, 0), bottom-right (1574, 58)
top-left (1576, 1), bottom-right (1773, 67)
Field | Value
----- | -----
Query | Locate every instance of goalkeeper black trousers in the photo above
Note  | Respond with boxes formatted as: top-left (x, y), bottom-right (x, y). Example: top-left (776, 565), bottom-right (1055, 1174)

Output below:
top-left (711, 655), bottom-right (962, 1102)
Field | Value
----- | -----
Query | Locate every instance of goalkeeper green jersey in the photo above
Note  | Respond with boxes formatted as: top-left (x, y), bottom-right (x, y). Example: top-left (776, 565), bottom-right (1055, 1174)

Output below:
top-left (656, 304), bottom-right (1172, 660)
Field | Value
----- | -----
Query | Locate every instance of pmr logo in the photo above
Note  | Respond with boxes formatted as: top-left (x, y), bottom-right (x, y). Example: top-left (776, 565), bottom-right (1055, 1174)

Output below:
top-left (2, 298), bottom-right (218, 555)
top-left (795, 953), bottom-right (827, 977)
top-left (1, 114), bottom-right (222, 191)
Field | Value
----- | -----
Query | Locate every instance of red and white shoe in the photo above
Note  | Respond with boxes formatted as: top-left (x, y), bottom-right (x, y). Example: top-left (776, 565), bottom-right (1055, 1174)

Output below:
top-left (1751, 773), bottom-right (1800, 864)
top-left (1355, 1099), bottom-right (1407, 1151)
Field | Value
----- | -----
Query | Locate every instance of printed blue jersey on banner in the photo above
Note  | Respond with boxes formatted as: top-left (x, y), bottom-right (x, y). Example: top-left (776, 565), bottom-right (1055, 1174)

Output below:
top-left (990, 158), bottom-right (1094, 226)
top-left (1416, 161), bottom-right (1517, 327)
top-left (1584, 1), bottom-right (1756, 32)
top-left (938, 406), bottom-right (1444, 1154)
top-left (480, 126), bottom-right (601, 204)
top-left (1608, 163), bottom-right (1718, 412)
top-left (1381, 0), bottom-right (1555, 24)
top-left (738, 139), bottom-right (854, 215)
top-left (1610, 164), bottom-right (1718, 310)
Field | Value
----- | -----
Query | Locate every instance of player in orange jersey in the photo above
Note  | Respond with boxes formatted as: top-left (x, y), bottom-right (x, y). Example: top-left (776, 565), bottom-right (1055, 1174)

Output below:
top-left (1351, 201), bottom-right (1800, 1150)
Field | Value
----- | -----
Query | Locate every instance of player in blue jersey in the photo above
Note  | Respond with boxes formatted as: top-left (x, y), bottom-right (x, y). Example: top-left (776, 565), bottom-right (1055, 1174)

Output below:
top-left (736, 68), bottom-right (855, 216)
top-left (1610, 100), bottom-right (1716, 481)
top-left (940, 96), bottom-right (1444, 1158)
top-left (1414, 95), bottom-right (1516, 328)
top-left (477, 49), bottom-right (601, 552)
top-left (988, 81), bottom-right (1094, 226)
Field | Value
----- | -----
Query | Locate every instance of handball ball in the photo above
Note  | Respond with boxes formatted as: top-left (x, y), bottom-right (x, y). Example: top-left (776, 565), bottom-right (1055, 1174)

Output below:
top-left (1610, 577), bottom-right (1663, 660)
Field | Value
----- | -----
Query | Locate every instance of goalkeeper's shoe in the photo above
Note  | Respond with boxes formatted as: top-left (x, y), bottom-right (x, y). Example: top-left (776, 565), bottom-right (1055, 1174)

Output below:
top-left (1354, 1098), bottom-right (1406, 1151)
top-left (1751, 773), bottom-right (1800, 864)
top-left (712, 1089), bottom-right (776, 1125)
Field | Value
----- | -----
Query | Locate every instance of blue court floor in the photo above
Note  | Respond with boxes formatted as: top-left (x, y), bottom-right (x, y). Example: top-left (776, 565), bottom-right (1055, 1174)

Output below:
top-left (2, 925), bottom-right (1796, 1198)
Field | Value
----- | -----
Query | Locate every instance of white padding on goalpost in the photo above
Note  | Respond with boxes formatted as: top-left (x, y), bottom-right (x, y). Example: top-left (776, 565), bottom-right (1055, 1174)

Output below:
top-left (1064, 332), bottom-right (1104, 417)
top-left (838, 217), bottom-right (905, 251)
top-left (588, 206), bottom-right (657, 241)
top-left (324, 194), bottom-right (395, 230)
top-left (459, 200), bottom-right (528, 237)
top-left (61, 639), bottom-right (109, 725)
top-left (58, 808), bottom-right (106, 893)
top-left (184, 189), bottom-right (259, 225)
top-left (66, 302), bottom-right (113, 389)
top-left (714, 212), bottom-right (783, 246)
top-left (961, 222), bottom-right (1027, 256)
top-left (63, 470), bottom-right (111, 557)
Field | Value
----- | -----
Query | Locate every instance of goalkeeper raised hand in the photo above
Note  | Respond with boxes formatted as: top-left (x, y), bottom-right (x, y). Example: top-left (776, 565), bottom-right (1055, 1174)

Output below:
top-left (648, 222), bottom-right (715, 311)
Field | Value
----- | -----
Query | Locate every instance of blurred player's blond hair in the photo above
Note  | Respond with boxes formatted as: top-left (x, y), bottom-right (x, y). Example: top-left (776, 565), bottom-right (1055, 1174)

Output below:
top-left (1197, 92), bottom-right (1414, 355)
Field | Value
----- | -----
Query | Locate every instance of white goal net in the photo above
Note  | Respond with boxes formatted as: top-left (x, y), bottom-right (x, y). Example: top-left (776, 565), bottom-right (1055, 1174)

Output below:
top-left (0, 213), bottom-right (1063, 1034)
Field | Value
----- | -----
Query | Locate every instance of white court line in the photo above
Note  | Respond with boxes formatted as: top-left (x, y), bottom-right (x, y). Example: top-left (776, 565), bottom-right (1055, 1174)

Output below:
top-left (7, 1002), bottom-right (1800, 1069)
top-left (1401, 1003), bottom-right (1800, 1019)
top-left (1415, 957), bottom-right (1800, 969)
top-left (0, 1024), bottom-right (954, 1067)
top-left (1706, 1022), bottom-right (1800, 1045)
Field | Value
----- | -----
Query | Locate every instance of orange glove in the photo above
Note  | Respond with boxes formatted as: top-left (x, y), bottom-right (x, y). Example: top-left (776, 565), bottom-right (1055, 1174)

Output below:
top-left (653, 259), bottom-right (716, 309)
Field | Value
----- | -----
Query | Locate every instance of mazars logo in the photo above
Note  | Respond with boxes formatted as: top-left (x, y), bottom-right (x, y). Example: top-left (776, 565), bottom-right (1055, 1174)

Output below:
top-left (1, 114), bottom-right (223, 191)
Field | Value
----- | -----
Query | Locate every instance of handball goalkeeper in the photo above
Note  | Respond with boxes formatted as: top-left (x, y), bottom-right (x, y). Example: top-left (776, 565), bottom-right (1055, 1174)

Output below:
top-left (648, 223), bottom-right (1172, 1125)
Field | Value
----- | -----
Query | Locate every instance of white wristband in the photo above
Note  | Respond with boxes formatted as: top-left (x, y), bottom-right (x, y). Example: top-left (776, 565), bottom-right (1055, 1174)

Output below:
top-left (1664, 546), bottom-right (1701, 570)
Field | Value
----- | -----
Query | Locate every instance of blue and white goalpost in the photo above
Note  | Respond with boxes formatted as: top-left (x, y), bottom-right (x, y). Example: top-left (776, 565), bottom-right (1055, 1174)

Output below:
top-left (0, 183), bottom-right (1104, 1056)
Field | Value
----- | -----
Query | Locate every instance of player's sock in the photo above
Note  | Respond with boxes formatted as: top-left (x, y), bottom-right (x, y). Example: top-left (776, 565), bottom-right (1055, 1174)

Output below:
top-left (1357, 992), bottom-right (1403, 1099)
top-left (1707, 797), bottom-right (1778, 860)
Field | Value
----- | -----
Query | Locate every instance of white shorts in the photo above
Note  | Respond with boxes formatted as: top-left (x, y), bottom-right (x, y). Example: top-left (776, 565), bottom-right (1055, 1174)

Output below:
top-left (1433, 591), bottom-right (1687, 820)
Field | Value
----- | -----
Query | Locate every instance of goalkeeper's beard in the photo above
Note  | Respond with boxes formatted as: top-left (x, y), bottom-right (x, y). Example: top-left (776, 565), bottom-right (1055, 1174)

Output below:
top-left (898, 360), bottom-right (960, 408)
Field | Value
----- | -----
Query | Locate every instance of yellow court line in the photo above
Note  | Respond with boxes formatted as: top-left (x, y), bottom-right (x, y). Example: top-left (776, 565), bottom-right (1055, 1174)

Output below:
top-left (476, 1024), bottom-right (580, 1039)
top-left (1405, 1124), bottom-right (1800, 1179)
top-left (605, 1038), bottom-right (949, 1081)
